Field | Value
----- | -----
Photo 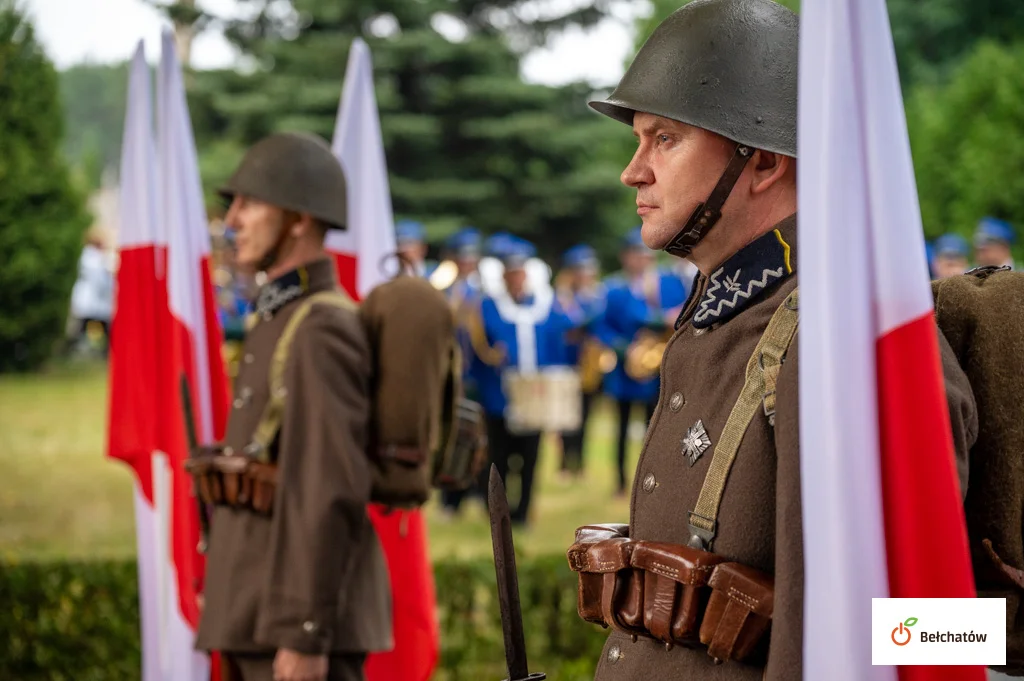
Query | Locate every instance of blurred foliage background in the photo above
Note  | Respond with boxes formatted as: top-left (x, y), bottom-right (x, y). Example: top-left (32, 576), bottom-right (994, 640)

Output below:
top-left (3, 0), bottom-right (1023, 364)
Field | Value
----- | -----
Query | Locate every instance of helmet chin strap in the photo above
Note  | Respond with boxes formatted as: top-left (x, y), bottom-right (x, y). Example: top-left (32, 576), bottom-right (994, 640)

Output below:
top-left (663, 143), bottom-right (753, 259)
top-left (256, 216), bottom-right (297, 275)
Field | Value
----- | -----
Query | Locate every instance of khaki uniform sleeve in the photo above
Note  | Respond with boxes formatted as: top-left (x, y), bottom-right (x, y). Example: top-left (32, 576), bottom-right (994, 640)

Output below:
top-left (765, 333), bottom-right (803, 681)
top-left (253, 305), bottom-right (373, 655)
top-left (936, 324), bottom-right (978, 499)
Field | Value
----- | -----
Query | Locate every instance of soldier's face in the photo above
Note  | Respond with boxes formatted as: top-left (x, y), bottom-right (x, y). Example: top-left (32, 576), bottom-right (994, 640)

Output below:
top-left (622, 113), bottom-right (735, 251)
top-left (224, 195), bottom-right (286, 271)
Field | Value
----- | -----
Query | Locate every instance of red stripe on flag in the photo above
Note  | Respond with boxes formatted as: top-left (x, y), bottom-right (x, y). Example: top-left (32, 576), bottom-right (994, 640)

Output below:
top-left (331, 251), bottom-right (359, 300)
top-left (170, 315), bottom-right (207, 631)
top-left (107, 244), bottom-right (168, 503)
top-left (364, 508), bottom-right (440, 681)
top-left (199, 254), bottom-right (230, 441)
top-left (876, 312), bottom-right (985, 681)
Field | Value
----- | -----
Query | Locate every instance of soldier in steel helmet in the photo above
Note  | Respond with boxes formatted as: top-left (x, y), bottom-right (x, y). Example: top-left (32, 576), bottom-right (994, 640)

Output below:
top-left (194, 131), bottom-right (391, 681)
top-left (566, 1), bottom-right (977, 679)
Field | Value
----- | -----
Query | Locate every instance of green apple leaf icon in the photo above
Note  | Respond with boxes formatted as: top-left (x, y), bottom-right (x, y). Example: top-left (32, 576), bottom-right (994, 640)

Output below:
top-left (904, 617), bottom-right (918, 627)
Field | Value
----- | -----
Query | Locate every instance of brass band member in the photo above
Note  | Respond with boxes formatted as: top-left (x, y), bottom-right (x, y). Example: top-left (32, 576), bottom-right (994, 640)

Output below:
top-left (467, 237), bottom-right (573, 526)
top-left (554, 244), bottom-right (607, 479)
top-left (593, 227), bottom-right (688, 496)
top-left (567, 1), bottom-right (975, 679)
top-left (195, 132), bottom-right (391, 681)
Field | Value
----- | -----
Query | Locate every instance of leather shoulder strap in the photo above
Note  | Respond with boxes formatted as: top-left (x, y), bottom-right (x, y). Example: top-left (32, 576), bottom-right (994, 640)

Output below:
top-left (686, 287), bottom-right (799, 550)
top-left (247, 289), bottom-right (356, 462)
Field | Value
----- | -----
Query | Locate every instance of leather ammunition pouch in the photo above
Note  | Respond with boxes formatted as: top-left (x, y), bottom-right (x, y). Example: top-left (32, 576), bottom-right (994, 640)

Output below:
top-left (184, 445), bottom-right (278, 515)
top-left (431, 397), bottom-right (488, 492)
top-left (700, 562), bottom-right (774, 663)
top-left (567, 524), bottom-right (773, 663)
top-left (566, 289), bottom-right (799, 664)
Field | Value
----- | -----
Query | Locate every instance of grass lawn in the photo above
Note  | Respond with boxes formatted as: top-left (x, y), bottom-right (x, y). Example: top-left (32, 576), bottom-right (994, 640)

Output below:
top-left (0, 360), bottom-right (645, 563)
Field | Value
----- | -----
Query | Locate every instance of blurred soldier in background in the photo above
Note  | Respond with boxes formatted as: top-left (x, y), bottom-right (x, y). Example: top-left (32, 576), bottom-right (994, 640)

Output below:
top-left (195, 131), bottom-right (391, 681)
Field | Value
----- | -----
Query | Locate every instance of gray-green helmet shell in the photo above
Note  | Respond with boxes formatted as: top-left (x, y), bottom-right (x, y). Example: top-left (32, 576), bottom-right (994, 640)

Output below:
top-left (589, 0), bottom-right (799, 158)
top-left (219, 132), bottom-right (348, 229)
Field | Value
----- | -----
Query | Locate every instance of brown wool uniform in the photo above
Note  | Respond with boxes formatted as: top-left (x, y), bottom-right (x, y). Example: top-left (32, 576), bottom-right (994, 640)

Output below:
top-left (196, 258), bottom-right (392, 673)
top-left (593, 216), bottom-right (978, 681)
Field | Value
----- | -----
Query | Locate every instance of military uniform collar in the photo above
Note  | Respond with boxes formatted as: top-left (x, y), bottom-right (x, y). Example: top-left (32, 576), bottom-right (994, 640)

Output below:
top-left (251, 257), bottom-right (338, 322)
top-left (683, 214), bottom-right (797, 329)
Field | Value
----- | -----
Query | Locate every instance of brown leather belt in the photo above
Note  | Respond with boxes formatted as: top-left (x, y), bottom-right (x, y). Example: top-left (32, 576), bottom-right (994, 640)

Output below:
top-left (567, 524), bottom-right (774, 664)
top-left (184, 446), bottom-right (278, 515)
top-left (378, 444), bottom-right (428, 465)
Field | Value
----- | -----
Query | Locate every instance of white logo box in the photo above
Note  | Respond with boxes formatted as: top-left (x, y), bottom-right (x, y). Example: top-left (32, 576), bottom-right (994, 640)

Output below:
top-left (872, 598), bottom-right (1006, 666)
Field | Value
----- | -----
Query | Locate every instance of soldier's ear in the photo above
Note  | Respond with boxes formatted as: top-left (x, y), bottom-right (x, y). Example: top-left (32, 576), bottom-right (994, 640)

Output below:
top-left (749, 149), bottom-right (791, 196)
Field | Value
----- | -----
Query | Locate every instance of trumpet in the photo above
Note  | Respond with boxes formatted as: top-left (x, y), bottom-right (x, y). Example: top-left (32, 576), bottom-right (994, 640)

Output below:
top-left (623, 328), bottom-right (670, 382)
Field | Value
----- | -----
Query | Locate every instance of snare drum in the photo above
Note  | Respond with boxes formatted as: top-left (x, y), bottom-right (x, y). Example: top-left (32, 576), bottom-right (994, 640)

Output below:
top-left (503, 366), bottom-right (582, 434)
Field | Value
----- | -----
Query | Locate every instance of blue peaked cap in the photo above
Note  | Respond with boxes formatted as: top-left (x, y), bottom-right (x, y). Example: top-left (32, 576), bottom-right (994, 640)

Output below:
top-left (622, 226), bottom-right (646, 250)
top-left (447, 227), bottom-right (481, 255)
top-left (485, 232), bottom-right (518, 257)
top-left (974, 217), bottom-right (1015, 246)
top-left (933, 234), bottom-right (969, 258)
top-left (564, 244), bottom-right (598, 268)
top-left (395, 219), bottom-right (425, 244)
top-left (501, 237), bottom-right (536, 269)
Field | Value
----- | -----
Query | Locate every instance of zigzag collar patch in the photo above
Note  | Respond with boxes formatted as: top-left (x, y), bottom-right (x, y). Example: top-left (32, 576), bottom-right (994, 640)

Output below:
top-left (691, 228), bottom-right (793, 328)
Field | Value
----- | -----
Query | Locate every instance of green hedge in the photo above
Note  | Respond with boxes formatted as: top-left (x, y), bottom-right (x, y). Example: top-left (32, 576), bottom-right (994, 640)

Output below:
top-left (0, 555), bottom-right (608, 681)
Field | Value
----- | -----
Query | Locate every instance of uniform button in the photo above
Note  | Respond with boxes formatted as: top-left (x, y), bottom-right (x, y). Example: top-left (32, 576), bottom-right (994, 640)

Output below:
top-left (262, 312), bottom-right (273, 322)
top-left (223, 446), bottom-right (234, 456)
top-left (642, 473), bottom-right (656, 493)
top-left (669, 392), bottom-right (684, 412)
top-left (607, 645), bottom-right (622, 663)
top-left (275, 387), bottom-right (288, 398)
top-left (302, 621), bottom-right (317, 633)
top-left (244, 353), bottom-right (255, 364)
top-left (694, 327), bottom-right (707, 337)
top-left (233, 387), bottom-right (252, 409)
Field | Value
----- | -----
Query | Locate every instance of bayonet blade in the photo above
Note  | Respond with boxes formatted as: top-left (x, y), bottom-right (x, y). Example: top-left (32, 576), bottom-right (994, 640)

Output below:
top-left (488, 464), bottom-right (545, 681)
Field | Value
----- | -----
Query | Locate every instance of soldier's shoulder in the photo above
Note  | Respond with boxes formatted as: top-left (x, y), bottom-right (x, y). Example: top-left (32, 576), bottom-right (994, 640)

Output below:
top-left (295, 291), bottom-right (365, 344)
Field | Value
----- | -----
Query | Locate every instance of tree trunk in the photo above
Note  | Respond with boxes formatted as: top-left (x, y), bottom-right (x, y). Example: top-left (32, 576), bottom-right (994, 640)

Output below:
top-left (173, 0), bottom-right (195, 67)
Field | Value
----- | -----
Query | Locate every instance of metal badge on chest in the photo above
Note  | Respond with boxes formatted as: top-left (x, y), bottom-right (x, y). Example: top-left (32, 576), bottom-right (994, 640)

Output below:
top-left (682, 419), bottom-right (711, 466)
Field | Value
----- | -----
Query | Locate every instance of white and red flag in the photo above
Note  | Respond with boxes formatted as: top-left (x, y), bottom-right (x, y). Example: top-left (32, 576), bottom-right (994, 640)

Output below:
top-left (155, 26), bottom-right (230, 680)
top-left (107, 33), bottom-right (229, 681)
top-left (798, 2), bottom-right (984, 681)
top-left (329, 38), bottom-right (440, 681)
top-left (107, 41), bottom-right (179, 681)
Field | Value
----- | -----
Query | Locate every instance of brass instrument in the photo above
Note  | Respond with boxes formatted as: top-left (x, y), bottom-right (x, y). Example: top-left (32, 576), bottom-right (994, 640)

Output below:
top-left (578, 336), bottom-right (617, 393)
top-left (624, 327), bottom-right (671, 382)
top-left (429, 259), bottom-right (459, 291)
top-left (622, 267), bottom-right (672, 382)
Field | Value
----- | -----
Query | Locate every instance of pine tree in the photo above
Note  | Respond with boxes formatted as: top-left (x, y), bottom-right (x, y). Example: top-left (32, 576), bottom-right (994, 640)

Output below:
top-left (183, 0), bottom-right (635, 260)
top-left (0, 2), bottom-right (92, 372)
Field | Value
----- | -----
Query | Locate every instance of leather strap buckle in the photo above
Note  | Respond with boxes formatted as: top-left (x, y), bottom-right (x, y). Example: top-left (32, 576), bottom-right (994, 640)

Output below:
top-left (687, 511), bottom-right (716, 550)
